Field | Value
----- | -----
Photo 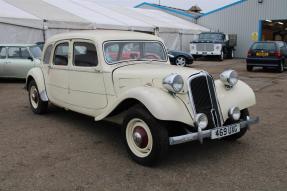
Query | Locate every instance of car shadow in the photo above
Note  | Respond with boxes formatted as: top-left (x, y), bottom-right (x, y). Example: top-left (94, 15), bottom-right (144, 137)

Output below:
top-left (41, 106), bottom-right (251, 167)
top-left (0, 78), bottom-right (26, 83)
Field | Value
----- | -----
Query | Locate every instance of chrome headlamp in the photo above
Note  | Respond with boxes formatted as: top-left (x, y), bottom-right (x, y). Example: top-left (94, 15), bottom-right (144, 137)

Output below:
top-left (162, 74), bottom-right (184, 93)
top-left (220, 69), bottom-right (238, 89)
top-left (195, 113), bottom-right (208, 130)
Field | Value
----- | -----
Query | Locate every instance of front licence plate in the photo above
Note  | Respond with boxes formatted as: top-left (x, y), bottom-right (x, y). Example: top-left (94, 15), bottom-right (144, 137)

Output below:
top-left (211, 124), bottom-right (240, 139)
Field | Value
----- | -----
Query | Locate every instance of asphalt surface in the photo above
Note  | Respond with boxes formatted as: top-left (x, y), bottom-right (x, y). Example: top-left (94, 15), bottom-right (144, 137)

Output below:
top-left (0, 59), bottom-right (287, 191)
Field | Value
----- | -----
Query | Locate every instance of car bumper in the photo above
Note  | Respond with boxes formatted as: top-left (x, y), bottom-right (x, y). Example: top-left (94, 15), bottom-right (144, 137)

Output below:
top-left (169, 116), bottom-right (259, 145)
top-left (191, 51), bottom-right (221, 56)
top-left (246, 58), bottom-right (281, 67)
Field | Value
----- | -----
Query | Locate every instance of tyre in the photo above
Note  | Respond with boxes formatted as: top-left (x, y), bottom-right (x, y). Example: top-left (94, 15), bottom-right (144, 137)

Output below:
top-left (219, 51), bottom-right (224, 61)
top-left (278, 60), bottom-right (284, 73)
top-left (223, 109), bottom-right (249, 141)
top-left (175, 56), bottom-right (187, 67)
top-left (28, 80), bottom-right (48, 114)
top-left (228, 50), bottom-right (234, 59)
top-left (122, 105), bottom-right (169, 166)
top-left (247, 65), bottom-right (253, 72)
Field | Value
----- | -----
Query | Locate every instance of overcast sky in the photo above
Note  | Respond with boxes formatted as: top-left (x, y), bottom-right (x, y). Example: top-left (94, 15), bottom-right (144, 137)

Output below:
top-left (90, 0), bottom-right (238, 13)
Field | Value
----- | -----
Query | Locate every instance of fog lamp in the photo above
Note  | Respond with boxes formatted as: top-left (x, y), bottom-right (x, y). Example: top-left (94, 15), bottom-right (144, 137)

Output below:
top-left (195, 113), bottom-right (208, 129)
top-left (229, 106), bottom-right (241, 121)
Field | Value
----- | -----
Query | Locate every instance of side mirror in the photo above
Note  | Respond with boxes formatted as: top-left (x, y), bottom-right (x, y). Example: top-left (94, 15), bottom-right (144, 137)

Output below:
top-left (28, 56), bottom-right (34, 61)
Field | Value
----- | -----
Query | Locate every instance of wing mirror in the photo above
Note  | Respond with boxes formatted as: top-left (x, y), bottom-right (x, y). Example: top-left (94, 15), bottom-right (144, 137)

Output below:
top-left (28, 56), bottom-right (34, 61)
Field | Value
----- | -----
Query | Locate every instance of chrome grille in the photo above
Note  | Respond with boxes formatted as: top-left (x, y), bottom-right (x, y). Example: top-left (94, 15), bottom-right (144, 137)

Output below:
top-left (188, 73), bottom-right (222, 129)
top-left (196, 43), bottom-right (214, 52)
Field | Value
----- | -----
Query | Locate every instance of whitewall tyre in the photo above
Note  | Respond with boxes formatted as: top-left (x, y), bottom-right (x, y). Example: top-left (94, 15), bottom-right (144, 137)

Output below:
top-left (219, 51), bottom-right (224, 61)
top-left (28, 81), bottom-right (48, 114)
top-left (175, 56), bottom-right (186, 67)
top-left (123, 105), bottom-right (168, 166)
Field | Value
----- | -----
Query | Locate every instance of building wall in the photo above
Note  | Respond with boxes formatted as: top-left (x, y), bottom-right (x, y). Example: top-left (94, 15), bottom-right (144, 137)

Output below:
top-left (198, 0), bottom-right (287, 58)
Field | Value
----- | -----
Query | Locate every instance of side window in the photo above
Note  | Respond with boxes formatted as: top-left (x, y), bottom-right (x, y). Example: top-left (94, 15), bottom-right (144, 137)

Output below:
top-left (54, 42), bottom-right (69, 66)
top-left (8, 47), bottom-right (21, 59)
top-left (20, 48), bottom-right (30, 59)
top-left (0, 47), bottom-right (6, 59)
top-left (43, 45), bottom-right (53, 64)
top-left (73, 42), bottom-right (98, 67)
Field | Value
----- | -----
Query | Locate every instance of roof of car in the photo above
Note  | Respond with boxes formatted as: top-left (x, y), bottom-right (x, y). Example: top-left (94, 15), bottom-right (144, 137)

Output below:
top-left (0, 44), bottom-right (36, 47)
top-left (46, 30), bottom-right (162, 44)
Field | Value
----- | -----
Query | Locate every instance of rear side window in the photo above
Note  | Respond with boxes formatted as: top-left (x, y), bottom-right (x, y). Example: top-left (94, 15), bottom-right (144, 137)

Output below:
top-left (7, 47), bottom-right (31, 59)
top-left (73, 42), bottom-right (98, 67)
top-left (54, 42), bottom-right (69, 66)
top-left (251, 42), bottom-right (277, 51)
top-left (0, 47), bottom-right (6, 59)
top-left (8, 47), bottom-right (21, 58)
top-left (43, 45), bottom-right (53, 64)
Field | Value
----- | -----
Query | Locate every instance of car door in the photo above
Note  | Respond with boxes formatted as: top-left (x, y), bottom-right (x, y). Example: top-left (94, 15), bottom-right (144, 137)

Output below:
top-left (0, 46), bottom-right (7, 77)
top-left (5, 46), bottom-right (35, 78)
top-left (45, 41), bottom-right (70, 106)
top-left (68, 40), bottom-right (107, 116)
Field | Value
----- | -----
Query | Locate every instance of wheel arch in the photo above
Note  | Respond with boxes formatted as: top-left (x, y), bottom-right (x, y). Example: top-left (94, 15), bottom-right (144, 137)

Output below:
top-left (26, 67), bottom-right (48, 102)
top-left (95, 87), bottom-right (194, 125)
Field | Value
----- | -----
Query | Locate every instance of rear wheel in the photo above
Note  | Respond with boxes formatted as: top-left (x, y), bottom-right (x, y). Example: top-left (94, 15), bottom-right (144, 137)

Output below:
top-left (278, 60), bottom-right (284, 73)
top-left (228, 50), bottom-right (234, 59)
top-left (28, 80), bottom-right (48, 114)
top-left (122, 105), bottom-right (169, 166)
top-left (223, 109), bottom-right (249, 141)
top-left (247, 65), bottom-right (253, 71)
top-left (175, 56), bottom-right (187, 67)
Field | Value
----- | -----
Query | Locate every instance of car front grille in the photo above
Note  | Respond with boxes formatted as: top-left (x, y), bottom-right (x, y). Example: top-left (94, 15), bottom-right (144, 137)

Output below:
top-left (189, 73), bottom-right (222, 129)
top-left (196, 43), bottom-right (214, 52)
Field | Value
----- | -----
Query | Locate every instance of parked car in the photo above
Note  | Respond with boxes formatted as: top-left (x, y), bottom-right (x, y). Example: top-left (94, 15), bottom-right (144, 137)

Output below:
top-left (190, 32), bottom-right (237, 61)
top-left (168, 50), bottom-right (193, 66)
top-left (26, 31), bottom-right (259, 166)
top-left (0, 44), bottom-right (42, 79)
top-left (246, 41), bottom-right (287, 72)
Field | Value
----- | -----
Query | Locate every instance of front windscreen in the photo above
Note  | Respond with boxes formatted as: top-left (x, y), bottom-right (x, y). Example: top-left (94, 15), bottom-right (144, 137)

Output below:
top-left (199, 33), bottom-right (225, 41)
top-left (103, 41), bottom-right (167, 64)
top-left (29, 46), bottom-right (42, 59)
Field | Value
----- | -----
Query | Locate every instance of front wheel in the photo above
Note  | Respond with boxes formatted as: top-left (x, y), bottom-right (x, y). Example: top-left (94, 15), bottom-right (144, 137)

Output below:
top-left (28, 80), bottom-right (48, 114)
top-left (219, 51), bottom-right (224, 61)
top-left (122, 105), bottom-right (168, 166)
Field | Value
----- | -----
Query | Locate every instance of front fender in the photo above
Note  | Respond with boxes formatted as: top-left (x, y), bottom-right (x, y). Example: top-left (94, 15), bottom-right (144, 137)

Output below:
top-left (215, 79), bottom-right (256, 121)
top-left (96, 87), bottom-right (194, 126)
top-left (26, 67), bottom-right (48, 101)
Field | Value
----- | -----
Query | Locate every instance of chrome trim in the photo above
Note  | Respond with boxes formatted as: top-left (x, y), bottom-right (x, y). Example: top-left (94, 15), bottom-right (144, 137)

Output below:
top-left (39, 90), bottom-right (49, 102)
top-left (187, 72), bottom-right (223, 127)
top-left (169, 116), bottom-right (259, 145)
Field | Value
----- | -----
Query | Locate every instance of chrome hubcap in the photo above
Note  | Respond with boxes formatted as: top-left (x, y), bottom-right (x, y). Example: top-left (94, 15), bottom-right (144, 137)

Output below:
top-left (176, 57), bottom-right (186, 66)
top-left (126, 118), bottom-right (153, 158)
top-left (30, 86), bottom-right (39, 109)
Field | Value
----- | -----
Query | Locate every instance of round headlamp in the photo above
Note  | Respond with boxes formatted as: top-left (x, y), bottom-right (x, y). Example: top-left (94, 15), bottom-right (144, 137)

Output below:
top-left (162, 74), bottom-right (184, 93)
top-left (195, 113), bottom-right (208, 130)
top-left (220, 69), bottom-right (238, 89)
top-left (228, 106), bottom-right (241, 121)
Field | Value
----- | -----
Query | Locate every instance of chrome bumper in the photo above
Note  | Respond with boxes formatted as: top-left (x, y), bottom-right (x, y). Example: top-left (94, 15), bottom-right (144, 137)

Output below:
top-left (169, 116), bottom-right (259, 145)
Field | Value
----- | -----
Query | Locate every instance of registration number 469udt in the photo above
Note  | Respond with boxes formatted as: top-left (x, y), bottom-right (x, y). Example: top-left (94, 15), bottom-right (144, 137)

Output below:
top-left (211, 124), bottom-right (240, 139)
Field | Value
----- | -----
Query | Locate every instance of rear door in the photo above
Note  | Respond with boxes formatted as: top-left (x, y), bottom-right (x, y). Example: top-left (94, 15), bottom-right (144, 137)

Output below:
top-left (0, 46), bottom-right (7, 77)
top-left (5, 46), bottom-right (35, 78)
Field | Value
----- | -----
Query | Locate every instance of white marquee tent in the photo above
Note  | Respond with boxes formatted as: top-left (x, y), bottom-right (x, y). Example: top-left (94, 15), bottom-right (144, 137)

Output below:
top-left (0, 0), bottom-right (209, 51)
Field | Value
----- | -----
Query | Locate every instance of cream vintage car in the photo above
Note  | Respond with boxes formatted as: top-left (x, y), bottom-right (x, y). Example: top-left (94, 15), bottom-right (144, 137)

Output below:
top-left (26, 31), bottom-right (259, 166)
